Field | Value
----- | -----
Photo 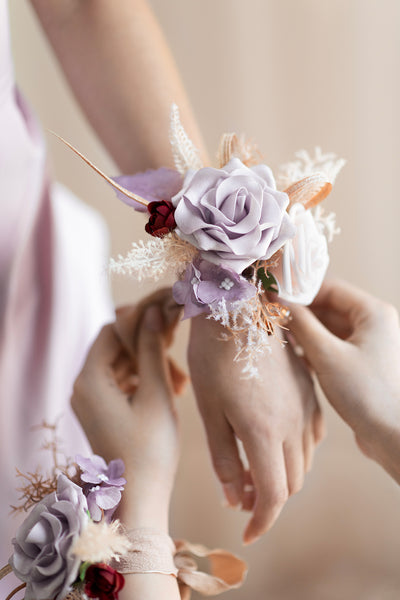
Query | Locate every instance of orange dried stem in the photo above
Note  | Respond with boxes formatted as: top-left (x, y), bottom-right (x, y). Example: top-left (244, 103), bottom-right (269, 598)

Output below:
top-left (0, 565), bottom-right (12, 580)
top-left (50, 132), bottom-right (149, 207)
top-left (5, 583), bottom-right (26, 600)
top-left (10, 422), bottom-right (76, 514)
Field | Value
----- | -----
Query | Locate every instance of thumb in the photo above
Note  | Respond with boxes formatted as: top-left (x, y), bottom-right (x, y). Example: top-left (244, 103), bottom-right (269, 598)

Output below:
top-left (289, 304), bottom-right (343, 372)
top-left (137, 304), bottom-right (173, 397)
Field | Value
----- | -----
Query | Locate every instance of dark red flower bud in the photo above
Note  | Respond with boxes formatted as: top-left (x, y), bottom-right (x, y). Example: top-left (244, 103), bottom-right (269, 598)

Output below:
top-left (145, 200), bottom-right (176, 237)
top-left (84, 563), bottom-right (125, 600)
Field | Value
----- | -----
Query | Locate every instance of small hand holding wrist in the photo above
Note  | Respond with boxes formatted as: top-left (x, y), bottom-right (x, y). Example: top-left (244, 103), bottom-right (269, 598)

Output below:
top-left (72, 290), bottom-right (184, 532)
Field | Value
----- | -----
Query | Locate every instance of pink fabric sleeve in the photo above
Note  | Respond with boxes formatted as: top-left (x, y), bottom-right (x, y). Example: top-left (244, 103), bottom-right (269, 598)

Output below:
top-left (0, 1), bottom-right (114, 595)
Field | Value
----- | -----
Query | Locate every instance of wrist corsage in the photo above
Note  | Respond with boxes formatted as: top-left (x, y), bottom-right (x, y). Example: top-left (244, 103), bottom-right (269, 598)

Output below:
top-left (58, 105), bottom-right (344, 377)
top-left (1, 424), bottom-right (246, 600)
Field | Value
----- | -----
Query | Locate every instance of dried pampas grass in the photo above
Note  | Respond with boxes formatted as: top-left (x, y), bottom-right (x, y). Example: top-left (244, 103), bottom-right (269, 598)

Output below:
top-left (71, 520), bottom-right (132, 564)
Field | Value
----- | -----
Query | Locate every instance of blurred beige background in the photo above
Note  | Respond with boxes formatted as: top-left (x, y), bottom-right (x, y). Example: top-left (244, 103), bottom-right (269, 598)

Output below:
top-left (9, 1), bottom-right (400, 598)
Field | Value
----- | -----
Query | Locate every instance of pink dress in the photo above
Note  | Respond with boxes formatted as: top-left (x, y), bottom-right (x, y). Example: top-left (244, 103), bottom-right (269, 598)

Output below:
top-left (0, 1), bottom-right (114, 591)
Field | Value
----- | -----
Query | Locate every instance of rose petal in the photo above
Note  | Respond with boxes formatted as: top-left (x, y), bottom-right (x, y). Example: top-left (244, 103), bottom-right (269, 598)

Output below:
top-left (172, 158), bottom-right (295, 273)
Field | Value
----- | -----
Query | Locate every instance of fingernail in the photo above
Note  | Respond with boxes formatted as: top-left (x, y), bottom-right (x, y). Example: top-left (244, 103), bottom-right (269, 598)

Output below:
top-left (143, 305), bottom-right (163, 332)
top-left (243, 526), bottom-right (261, 546)
top-left (221, 497), bottom-right (241, 511)
top-left (222, 483), bottom-right (241, 509)
top-left (243, 533), bottom-right (261, 546)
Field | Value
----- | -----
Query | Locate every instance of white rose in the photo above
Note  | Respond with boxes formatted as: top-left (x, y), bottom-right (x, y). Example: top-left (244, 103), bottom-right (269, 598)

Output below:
top-left (272, 204), bottom-right (329, 305)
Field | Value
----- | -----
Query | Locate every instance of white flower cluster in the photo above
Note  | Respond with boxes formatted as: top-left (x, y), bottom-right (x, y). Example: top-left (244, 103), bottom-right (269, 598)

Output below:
top-left (277, 147), bottom-right (346, 189)
top-left (110, 233), bottom-right (197, 282)
top-left (208, 283), bottom-right (287, 379)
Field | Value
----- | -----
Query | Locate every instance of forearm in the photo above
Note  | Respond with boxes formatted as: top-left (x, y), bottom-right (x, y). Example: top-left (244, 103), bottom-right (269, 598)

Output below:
top-left (29, 0), bottom-right (208, 172)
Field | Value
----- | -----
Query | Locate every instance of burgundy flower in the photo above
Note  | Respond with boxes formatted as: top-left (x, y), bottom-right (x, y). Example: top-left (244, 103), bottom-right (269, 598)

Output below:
top-left (84, 563), bottom-right (125, 600)
top-left (145, 200), bottom-right (176, 237)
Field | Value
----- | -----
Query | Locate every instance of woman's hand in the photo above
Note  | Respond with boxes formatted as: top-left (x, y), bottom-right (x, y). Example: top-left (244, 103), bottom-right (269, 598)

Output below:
top-left (289, 279), bottom-right (400, 484)
top-left (71, 290), bottom-right (184, 532)
top-left (189, 315), bottom-right (324, 545)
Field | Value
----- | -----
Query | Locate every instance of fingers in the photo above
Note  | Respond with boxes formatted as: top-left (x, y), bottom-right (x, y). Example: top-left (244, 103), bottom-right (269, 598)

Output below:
top-left (204, 414), bottom-right (245, 509)
top-left (311, 306), bottom-right (352, 340)
top-left (312, 403), bottom-right (326, 445)
top-left (283, 441), bottom-right (305, 495)
top-left (242, 437), bottom-right (288, 545)
top-left (311, 279), bottom-right (387, 333)
top-left (289, 304), bottom-right (342, 372)
top-left (307, 280), bottom-right (399, 345)
top-left (72, 323), bottom-right (123, 415)
top-left (168, 356), bottom-right (189, 396)
top-left (71, 324), bottom-right (130, 454)
top-left (115, 288), bottom-right (181, 359)
top-left (83, 323), bottom-right (122, 371)
top-left (136, 305), bottom-right (173, 399)
top-left (114, 291), bottom-right (184, 399)
top-left (241, 471), bottom-right (256, 511)
top-left (312, 279), bottom-right (375, 313)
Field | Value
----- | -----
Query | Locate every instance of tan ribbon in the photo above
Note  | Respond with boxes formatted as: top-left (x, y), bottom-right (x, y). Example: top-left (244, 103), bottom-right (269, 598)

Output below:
top-left (111, 529), bottom-right (247, 599)
top-left (2, 535), bottom-right (247, 600)
top-left (173, 540), bottom-right (247, 599)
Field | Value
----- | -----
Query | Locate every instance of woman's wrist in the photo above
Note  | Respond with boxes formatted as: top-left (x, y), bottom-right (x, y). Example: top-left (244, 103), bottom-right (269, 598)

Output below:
top-left (117, 480), bottom-right (171, 532)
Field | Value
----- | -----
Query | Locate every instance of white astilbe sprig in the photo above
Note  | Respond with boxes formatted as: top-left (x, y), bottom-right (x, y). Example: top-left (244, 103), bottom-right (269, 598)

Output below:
top-left (313, 205), bottom-right (341, 242)
top-left (208, 284), bottom-right (289, 379)
top-left (71, 520), bottom-right (132, 564)
top-left (169, 103), bottom-right (203, 175)
top-left (208, 295), bottom-right (271, 380)
top-left (110, 233), bottom-right (198, 282)
top-left (277, 147), bottom-right (346, 189)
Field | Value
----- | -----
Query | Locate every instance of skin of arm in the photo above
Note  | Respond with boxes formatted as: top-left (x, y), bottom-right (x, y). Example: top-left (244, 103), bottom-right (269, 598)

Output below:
top-left (71, 293), bottom-right (184, 600)
top-left (289, 279), bottom-right (400, 484)
top-left (30, 0), bottom-right (325, 544)
top-left (29, 0), bottom-right (208, 172)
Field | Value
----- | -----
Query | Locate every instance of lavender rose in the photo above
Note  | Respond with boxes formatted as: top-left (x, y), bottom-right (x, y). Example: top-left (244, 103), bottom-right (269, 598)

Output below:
top-left (9, 474), bottom-right (89, 600)
top-left (171, 158), bottom-right (296, 273)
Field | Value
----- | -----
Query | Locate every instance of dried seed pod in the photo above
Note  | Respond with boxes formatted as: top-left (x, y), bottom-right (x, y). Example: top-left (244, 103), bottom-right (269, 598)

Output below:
top-left (217, 133), bottom-right (239, 167)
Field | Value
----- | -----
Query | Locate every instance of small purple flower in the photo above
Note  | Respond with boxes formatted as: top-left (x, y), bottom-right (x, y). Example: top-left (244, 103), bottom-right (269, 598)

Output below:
top-left (76, 455), bottom-right (126, 522)
top-left (9, 475), bottom-right (88, 600)
top-left (173, 259), bottom-right (256, 319)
